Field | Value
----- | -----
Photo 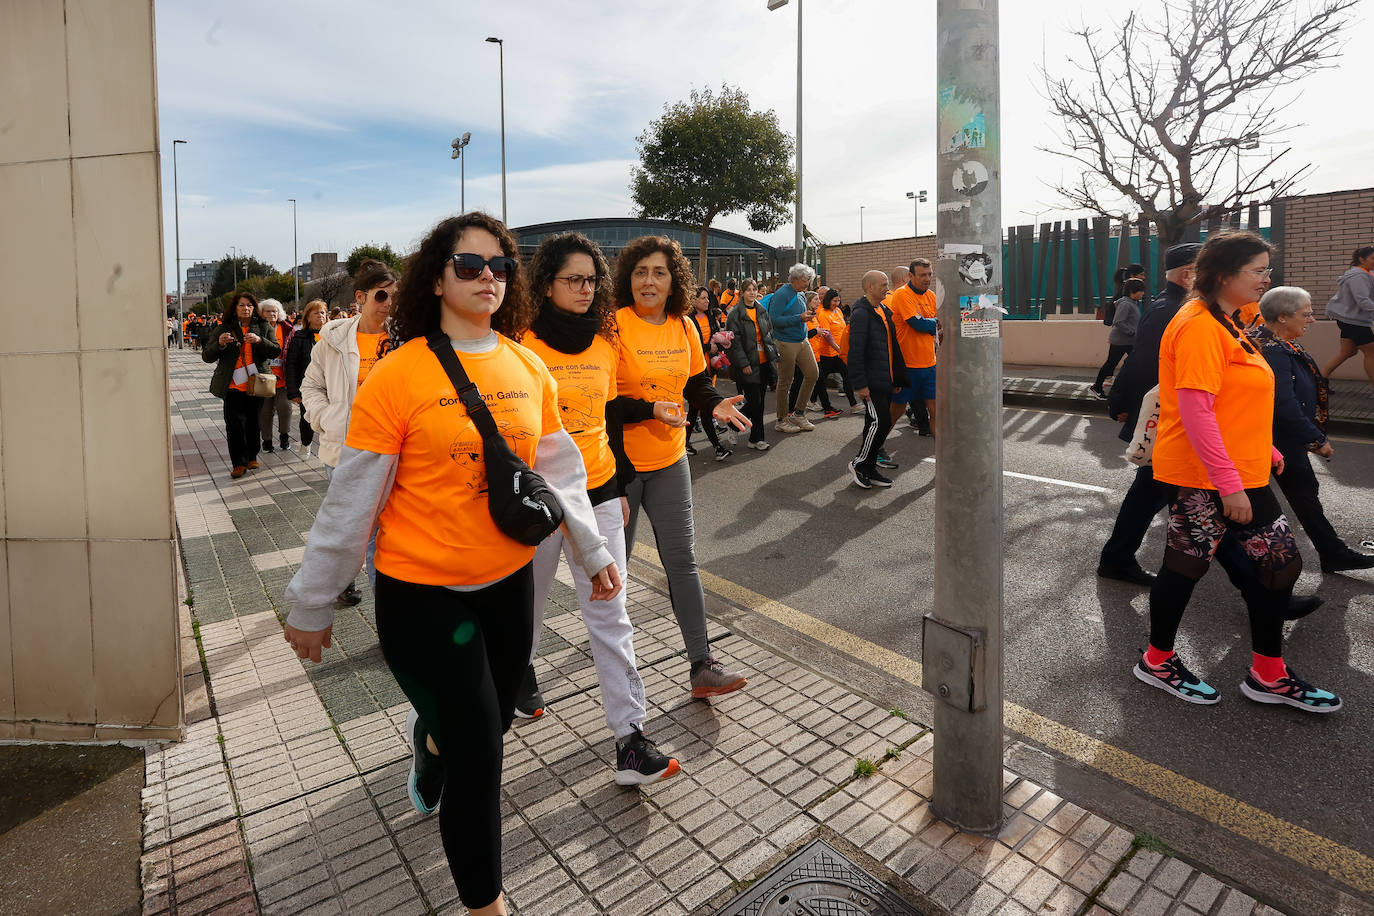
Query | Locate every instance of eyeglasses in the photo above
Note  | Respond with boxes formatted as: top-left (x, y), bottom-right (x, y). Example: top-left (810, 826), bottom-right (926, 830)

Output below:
top-left (450, 253), bottom-right (517, 282)
top-left (555, 274), bottom-right (599, 292)
top-left (1242, 267), bottom-right (1274, 277)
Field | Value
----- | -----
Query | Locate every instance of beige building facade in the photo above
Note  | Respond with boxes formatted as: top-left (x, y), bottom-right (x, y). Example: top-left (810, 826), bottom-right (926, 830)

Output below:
top-left (1, 0), bottom-right (181, 741)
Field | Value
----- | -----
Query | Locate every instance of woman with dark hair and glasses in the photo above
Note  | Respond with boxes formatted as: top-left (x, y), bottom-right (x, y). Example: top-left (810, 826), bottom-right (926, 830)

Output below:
top-left (285, 214), bottom-right (617, 916)
top-left (612, 235), bottom-right (751, 698)
top-left (1136, 231), bottom-right (1342, 714)
top-left (203, 290), bottom-right (280, 479)
top-left (515, 231), bottom-right (680, 785)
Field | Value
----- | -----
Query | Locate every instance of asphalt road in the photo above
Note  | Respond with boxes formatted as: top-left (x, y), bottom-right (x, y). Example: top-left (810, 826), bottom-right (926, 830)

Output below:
top-left (664, 400), bottom-right (1374, 864)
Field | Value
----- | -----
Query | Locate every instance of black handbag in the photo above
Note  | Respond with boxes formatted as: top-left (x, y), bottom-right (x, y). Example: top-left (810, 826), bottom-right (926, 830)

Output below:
top-left (426, 333), bottom-right (564, 546)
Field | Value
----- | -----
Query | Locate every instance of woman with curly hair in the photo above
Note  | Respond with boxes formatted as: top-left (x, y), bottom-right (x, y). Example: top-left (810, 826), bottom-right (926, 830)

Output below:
top-left (612, 235), bottom-right (751, 698)
top-left (284, 213), bottom-right (619, 915)
top-left (1136, 231), bottom-right (1342, 714)
top-left (515, 231), bottom-right (680, 785)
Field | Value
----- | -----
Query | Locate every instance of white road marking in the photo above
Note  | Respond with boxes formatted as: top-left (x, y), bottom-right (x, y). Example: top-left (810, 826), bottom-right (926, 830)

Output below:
top-left (920, 457), bottom-right (1113, 494)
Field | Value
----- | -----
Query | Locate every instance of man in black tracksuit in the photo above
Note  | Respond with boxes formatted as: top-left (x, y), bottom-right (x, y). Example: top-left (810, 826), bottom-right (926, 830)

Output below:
top-left (847, 270), bottom-right (908, 489)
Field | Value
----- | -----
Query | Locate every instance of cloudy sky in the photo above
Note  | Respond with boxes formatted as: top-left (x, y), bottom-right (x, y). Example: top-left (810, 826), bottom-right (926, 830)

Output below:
top-left (156, 0), bottom-right (1373, 290)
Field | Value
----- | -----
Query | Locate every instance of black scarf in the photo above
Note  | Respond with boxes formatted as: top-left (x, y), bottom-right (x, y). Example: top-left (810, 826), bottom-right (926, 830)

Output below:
top-left (530, 303), bottom-right (600, 354)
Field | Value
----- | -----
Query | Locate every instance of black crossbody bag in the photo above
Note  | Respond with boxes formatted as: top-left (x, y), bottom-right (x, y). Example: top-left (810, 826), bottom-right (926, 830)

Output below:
top-left (426, 333), bottom-right (564, 545)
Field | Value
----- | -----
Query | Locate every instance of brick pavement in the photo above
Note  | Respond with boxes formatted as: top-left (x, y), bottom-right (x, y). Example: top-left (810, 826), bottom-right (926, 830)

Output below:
top-left (146, 349), bottom-right (1300, 914)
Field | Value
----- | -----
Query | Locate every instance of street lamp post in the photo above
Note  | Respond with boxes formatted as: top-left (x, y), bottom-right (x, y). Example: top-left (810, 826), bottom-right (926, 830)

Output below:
top-left (287, 198), bottom-right (299, 312)
top-left (230, 246), bottom-right (240, 286)
top-left (859, 205), bottom-right (865, 243)
top-left (485, 37), bottom-right (507, 223)
top-left (450, 132), bottom-right (472, 212)
top-left (906, 189), bottom-right (928, 237)
top-left (767, 0), bottom-right (803, 263)
top-left (1234, 133), bottom-right (1260, 206)
top-left (172, 139), bottom-right (187, 348)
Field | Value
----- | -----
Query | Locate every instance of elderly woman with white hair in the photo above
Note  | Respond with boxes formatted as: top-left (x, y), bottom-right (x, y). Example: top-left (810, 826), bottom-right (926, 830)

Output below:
top-left (1250, 286), bottom-right (1374, 573)
top-left (766, 263), bottom-right (821, 432)
top-left (256, 298), bottom-right (294, 453)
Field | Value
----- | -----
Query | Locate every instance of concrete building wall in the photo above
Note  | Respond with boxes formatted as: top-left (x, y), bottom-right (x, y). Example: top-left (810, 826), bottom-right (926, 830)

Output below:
top-left (0, 0), bottom-right (181, 741)
top-left (1280, 187), bottom-right (1374, 317)
top-left (823, 236), bottom-right (938, 302)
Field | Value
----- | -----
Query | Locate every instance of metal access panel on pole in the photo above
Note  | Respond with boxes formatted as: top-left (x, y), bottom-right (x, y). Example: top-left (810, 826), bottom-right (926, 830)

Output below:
top-left (924, 0), bottom-right (1004, 837)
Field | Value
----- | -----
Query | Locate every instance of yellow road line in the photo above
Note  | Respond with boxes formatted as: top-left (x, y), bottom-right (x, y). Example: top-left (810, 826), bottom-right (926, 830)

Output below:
top-left (632, 545), bottom-right (1374, 894)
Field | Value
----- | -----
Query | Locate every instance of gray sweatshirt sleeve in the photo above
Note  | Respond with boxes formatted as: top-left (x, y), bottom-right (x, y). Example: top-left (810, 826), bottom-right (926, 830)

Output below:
top-left (533, 429), bottom-right (615, 576)
top-left (283, 447), bottom-right (398, 631)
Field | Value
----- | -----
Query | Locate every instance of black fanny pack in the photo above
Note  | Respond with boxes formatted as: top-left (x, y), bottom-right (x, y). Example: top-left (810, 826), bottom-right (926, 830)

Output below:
top-left (427, 333), bottom-right (564, 546)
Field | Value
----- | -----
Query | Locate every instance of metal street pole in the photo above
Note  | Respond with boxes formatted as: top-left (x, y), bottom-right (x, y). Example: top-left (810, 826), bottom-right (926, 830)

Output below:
top-left (451, 132), bottom-right (471, 212)
top-left (172, 140), bottom-right (186, 348)
top-left (907, 189), bottom-right (927, 237)
top-left (859, 205), bottom-right (865, 243)
top-left (924, 0), bottom-right (1004, 836)
top-left (767, 0), bottom-right (803, 264)
top-left (288, 198), bottom-right (299, 312)
top-left (485, 37), bottom-right (507, 223)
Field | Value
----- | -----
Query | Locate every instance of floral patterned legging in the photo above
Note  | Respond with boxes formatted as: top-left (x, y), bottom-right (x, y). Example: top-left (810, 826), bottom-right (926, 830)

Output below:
top-left (1148, 486), bottom-right (1300, 657)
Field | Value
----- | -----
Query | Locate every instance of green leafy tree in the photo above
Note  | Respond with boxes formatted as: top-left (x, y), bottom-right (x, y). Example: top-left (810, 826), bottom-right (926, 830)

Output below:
top-left (209, 254), bottom-right (275, 301)
top-left (631, 85), bottom-right (795, 283)
top-left (346, 243), bottom-right (405, 277)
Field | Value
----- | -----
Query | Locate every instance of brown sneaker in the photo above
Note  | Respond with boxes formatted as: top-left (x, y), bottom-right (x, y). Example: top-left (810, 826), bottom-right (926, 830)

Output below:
top-left (690, 655), bottom-right (746, 699)
top-left (246, 460), bottom-right (260, 470)
top-left (230, 465), bottom-right (246, 479)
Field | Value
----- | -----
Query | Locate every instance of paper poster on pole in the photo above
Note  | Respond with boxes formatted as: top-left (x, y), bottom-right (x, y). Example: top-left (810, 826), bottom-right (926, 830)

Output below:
top-left (959, 294), bottom-right (1003, 338)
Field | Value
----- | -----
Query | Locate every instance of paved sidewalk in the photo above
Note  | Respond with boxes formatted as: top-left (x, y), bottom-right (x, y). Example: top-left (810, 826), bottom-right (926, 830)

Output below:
top-left (150, 349), bottom-right (1301, 915)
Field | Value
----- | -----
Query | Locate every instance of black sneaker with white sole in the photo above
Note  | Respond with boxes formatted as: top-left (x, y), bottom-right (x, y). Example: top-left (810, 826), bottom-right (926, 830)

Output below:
top-left (405, 708), bottom-right (443, 815)
top-left (866, 468), bottom-right (894, 488)
top-left (849, 459), bottom-right (872, 489)
top-left (714, 446), bottom-right (732, 461)
top-left (614, 727), bottom-right (681, 786)
top-left (1132, 653), bottom-right (1220, 705)
top-left (514, 663), bottom-right (545, 719)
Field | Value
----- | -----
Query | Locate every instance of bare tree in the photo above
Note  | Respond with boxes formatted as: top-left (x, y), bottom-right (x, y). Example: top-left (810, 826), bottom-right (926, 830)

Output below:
top-left (305, 270), bottom-right (353, 310)
top-left (1041, 0), bottom-right (1355, 246)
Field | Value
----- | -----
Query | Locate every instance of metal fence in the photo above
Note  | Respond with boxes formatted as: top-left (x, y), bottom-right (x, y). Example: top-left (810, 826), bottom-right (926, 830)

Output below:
top-left (1001, 202), bottom-right (1277, 319)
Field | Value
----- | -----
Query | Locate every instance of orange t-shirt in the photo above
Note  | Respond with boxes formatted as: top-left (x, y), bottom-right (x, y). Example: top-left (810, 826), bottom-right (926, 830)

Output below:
top-left (521, 331), bottom-right (618, 490)
top-left (746, 305), bottom-right (768, 363)
top-left (230, 324), bottom-right (254, 392)
top-left (356, 331), bottom-right (385, 385)
top-left (693, 313), bottom-right (712, 345)
top-left (1154, 301), bottom-right (1275, 491)
top-left (811, 306), bottom-right (845, 359)
top-left (269, 325), bottom-right (287, 381)
top-left (345, 335), bottom-right (561, 586)
top-left (886, 284), bottom-right (938, 369)
top-left (720, 290), bottom-right (736, 308)
top-left (615, 307), bottom-right (706, 472)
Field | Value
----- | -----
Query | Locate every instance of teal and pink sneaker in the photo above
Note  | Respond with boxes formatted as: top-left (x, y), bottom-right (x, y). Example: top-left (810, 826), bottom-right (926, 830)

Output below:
top-left (1133, 653), bottom-right (1220, 705)
top-left (1240, 668), bottom-right (1343, 714)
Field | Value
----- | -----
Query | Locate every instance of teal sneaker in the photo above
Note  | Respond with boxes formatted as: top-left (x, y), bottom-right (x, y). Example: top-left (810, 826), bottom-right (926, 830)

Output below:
top-left (405, 708), bottom-right (444, 815)
top-left (1133, 653), bottom-right (1220, 705)
top-left (1240, 668), bottom-right (1343, 714)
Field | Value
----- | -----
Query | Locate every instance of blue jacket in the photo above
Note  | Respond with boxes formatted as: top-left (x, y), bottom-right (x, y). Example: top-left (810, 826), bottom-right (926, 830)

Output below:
top-left (766, 284), bottom-right (808, 343)
top-left (847, 297), bottom-right (909, 392)
top-left (1252, 326), bottom-right (1328, 456)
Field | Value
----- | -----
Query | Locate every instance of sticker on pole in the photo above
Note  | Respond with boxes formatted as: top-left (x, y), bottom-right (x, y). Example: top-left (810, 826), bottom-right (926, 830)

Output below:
top-left (959, 294), bottom-right (1004, 339)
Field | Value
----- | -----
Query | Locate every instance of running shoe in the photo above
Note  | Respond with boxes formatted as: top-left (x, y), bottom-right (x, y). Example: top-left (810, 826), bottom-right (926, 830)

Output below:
top-left (404, 708), bottom-right (443, 816)
top-left (748, 440), bottom-right (771, 451)
top-left (776, 416), bottom-right (803, 433)
top-left (514, 663), bottom-right (545, 719)
top-left (689, 655), bottom-right (747, 698)
top-left (280, 434), bottom-right (290, 451)
top-left (791, 413), bottom-right (816, 431)
top-left (1088, 386), bottom-right (1107, 399)
top-left (262, 440), bottom-right (274, 454)
top-left (876, 452), bottom-right (898, 470)
top-left (337, 583), bottom-right (362, 606)
top-left (851, 404), bottom-right (866, 415)
top-left (824, 409), bottom-right (843, 419)
top-left (867, 469), bottom-right (894, 488)
top-left (614, 727), bottom-right (681, 786)
top-left (1132, 653), bottom-right (1220, 705)
top-left (1240, 667), bottom-right (1342, 713)
top-left (849, 459), bottom-right (872, 489)
top-left (714, 446), bottom-right (732, 461)
top-left (685, 442), bottom-right (697, 456)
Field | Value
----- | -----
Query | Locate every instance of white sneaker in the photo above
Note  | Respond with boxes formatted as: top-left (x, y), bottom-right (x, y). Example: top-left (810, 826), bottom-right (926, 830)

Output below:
top-left (748, 440), bottom-right (772, 450)
top-left (791, 413), bottom-right (816, 431)
top-left (775, 416), bottom-right (800, 433)
top-left (850, 404), bottom-right (866, 415)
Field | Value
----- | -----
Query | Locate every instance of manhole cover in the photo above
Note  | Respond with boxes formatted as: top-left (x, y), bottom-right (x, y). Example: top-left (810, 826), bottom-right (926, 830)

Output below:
top-left (716, 838), bottom-right (927, 915)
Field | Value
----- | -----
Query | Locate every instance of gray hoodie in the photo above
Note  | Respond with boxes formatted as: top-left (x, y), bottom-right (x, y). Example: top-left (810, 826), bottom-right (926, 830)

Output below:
top-left (1325, 267), bottom-right (1374, 327)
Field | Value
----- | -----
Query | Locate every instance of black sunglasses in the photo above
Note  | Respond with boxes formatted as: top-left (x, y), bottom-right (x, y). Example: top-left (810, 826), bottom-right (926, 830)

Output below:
top-left (450, 253), bottom-right (517, 282)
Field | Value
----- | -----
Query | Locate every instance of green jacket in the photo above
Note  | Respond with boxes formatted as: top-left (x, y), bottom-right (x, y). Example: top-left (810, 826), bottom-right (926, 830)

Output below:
top-left (202, 317), bottom-right (282, 399)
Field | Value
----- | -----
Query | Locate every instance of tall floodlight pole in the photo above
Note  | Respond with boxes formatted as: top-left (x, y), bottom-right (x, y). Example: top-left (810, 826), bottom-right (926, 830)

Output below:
top-left (907, 189), bottom-right (927, 236)
top-left (767, 0), bottom-right (802, 263)
top-left (287, 198), bottom-right (299, 311)
top-left (172, 140), bottom-right (187, 348)
top-left (451, 132), bottom-right (471, 211)
top-left (485, 38), bottom-right (507, 223)
top-left (923, 0), bottom-right (1004, 836)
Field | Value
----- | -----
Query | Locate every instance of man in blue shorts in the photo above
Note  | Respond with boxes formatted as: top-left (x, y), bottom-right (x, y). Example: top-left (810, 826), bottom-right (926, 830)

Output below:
top-left (885, 258), bottom-right (938, 438)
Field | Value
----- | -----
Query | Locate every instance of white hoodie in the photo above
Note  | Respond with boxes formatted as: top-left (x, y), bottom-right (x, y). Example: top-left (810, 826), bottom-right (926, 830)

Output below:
top-left (299, 316), bottom-right (365, 467)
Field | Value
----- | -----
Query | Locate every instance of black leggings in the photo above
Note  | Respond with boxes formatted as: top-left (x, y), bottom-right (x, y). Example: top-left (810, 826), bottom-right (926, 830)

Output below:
top-left (1095, 344), bottom-right (1132, 389)
top-left (732, 373), bottom-right (768, 443)
top-left (375, 566), bottom-right (535, 910)
top-left (1148, 486), bottom-right (1299, 658)
top-left (686, 403), bottom-right (721, 449)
